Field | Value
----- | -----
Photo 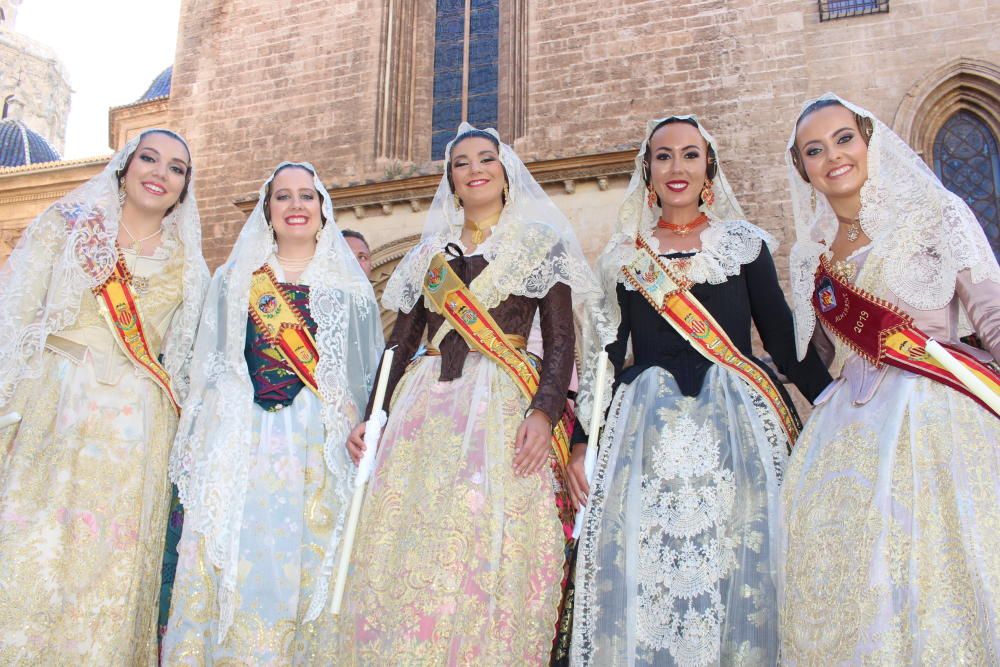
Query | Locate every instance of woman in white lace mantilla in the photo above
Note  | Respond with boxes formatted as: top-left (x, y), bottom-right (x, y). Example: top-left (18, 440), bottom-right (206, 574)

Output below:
top-left (569, 116), bottom-right (831, 667)
top-left (0, 130), bottom-right (209, 663)
top-left (335, 124), bottom-right (612, 665)
top-left (779, 93), bottom-right (1000, 664)
top-left (162, 163), bottom-right (383, 664)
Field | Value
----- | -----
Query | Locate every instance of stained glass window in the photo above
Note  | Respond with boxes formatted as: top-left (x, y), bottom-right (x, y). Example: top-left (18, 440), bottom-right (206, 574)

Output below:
top-left (934, 110), bottom-right (1000, 262)
top-left (431, 0), bottom-right (499, 159)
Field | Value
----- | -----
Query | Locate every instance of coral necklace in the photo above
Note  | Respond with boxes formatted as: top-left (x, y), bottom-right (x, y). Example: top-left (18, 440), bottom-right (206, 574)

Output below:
top-left (657, 213), bottom-right (708, 237)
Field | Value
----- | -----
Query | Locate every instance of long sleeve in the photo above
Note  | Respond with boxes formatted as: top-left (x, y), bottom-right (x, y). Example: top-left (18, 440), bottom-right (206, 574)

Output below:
top-left (365, 299), bottom-right (427, 418)
top-left (956, 269), bottom-right (1000, 361)
top-left (746, 245), bottom-right (832, 404)
top-left (606, 283), bottom-right (632, 379)
top-left (529, 281), bottom-right (576, 425)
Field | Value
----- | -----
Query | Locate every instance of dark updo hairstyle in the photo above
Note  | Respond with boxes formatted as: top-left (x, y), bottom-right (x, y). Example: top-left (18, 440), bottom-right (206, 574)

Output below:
top-left (789, 98), bottom-right (875, 183)
top-left (445, 129), bottom-right (509, 206)
top-left (262, 163), bottom-right (329, 227)
top-left (116, 129), bottom-right (193, 216)
top-left (641, 117), bottom-right (718, 208)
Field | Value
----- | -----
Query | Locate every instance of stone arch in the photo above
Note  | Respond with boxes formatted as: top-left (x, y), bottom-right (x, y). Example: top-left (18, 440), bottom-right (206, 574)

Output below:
top-left (893, 57), bottom-right (1000, 163)
top-left (370, 233), bottom-right (420, 337)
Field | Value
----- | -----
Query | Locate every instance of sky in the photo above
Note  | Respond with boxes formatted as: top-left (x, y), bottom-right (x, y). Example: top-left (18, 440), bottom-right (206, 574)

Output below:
top-left (16, 0), bottom-right (182, 159)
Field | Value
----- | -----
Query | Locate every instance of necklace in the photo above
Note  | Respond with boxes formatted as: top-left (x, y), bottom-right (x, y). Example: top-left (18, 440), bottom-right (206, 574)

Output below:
top-left (119, 220), bottom-right (162, 255)
top-left (842, 217), bottom-right (862, 242)
top-left (275, 253), bottom-right (315, 273)
top-left (464, 211), bottom-right (502, 245)
top-left (657, 213), bottom-right (708, 237)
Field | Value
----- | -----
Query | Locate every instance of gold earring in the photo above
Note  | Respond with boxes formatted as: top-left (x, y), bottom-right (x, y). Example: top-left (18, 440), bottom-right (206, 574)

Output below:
top-left (454, 194), bottom-right (462, 211)
top-left (503, 182), bottom-right (510, 204)
top-left (810, 189), bottom-right (817, 210)
top-left (315, 227), bottom-right (323, 243)
top-left (118, 181), bottom-right (127, 206)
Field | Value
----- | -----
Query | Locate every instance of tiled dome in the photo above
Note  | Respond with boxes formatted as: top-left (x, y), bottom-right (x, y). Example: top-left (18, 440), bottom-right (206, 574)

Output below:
top-left (139, 65), bottom-right (172, 101)
top-left (0, 118), bottom-right (61, 167)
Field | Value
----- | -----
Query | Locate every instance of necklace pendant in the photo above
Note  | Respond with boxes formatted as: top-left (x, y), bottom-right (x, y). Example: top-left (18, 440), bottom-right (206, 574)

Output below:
top-left (131, 240), bottom-right (142, 255)
top-left (846, 224), bottom-right (860, 243)
top-left (473, 229), bottom-right (483, 245)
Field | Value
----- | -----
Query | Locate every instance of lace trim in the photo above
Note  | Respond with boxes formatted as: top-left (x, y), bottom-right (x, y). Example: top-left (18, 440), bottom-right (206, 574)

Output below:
top-left (612, 220), bottom-right (773, 292)
top-left (636, 411), bottom-right (736, 664)
top-left (573, 386), bottom-right (628, 666)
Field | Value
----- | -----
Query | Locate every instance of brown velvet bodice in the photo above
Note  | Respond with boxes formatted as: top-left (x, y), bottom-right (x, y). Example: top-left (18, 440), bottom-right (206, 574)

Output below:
top-left (368, 253), bottom-right (575, 424)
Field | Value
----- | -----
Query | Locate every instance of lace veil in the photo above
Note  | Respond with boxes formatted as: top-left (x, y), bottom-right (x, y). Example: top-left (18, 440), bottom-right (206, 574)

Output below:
top-left (582, 115), bottom-right (775, 424)
top-left (0, 129), bottom-right (209, 407)
top-left (168, 162), bottom-right (384, 638)
top-left (381, 122), bottom-right (615, 429)
top-left (785, 92), bottom-right (1000, 359)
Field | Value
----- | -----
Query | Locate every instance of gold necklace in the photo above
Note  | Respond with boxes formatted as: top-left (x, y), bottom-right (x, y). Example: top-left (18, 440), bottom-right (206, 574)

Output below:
top-left (464, 211), bottom-right (502, 245)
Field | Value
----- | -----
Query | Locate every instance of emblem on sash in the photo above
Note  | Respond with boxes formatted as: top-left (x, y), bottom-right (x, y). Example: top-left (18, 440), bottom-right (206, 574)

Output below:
top-left (816, 276), bottom-right (837, 313)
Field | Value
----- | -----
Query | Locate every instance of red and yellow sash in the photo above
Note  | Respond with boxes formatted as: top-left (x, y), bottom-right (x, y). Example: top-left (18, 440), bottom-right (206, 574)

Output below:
top-left (248, 265), bottom-right (321, 398)
top-left (422, 253), bottom-right (574, 473)
top-left (624, 237), bottom-right (801, 446)
top-left (93, 254), bottom-right (179, 412)
top-left (814, 255), bottom-right (1000, 418)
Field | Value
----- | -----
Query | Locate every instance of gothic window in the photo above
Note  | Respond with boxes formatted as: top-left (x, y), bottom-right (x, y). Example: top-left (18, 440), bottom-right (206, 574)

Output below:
top-left (431, 0), bottom-right (500, 159)
top-left (934, 110), bottom-right (1000, 261)
top-left (818, 0), bottom-right (889, 21)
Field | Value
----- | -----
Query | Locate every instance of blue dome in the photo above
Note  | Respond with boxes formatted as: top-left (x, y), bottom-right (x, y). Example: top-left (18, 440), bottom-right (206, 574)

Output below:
top-left (0, 119), bottom-right (61, 167)
top-left (139, 66), bottom-right (172, 101)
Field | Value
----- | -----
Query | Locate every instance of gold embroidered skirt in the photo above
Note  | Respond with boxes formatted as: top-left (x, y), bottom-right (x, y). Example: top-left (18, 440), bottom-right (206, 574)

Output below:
top-left (334, 353), bottom-right (566, 665)
top-left (0, 349), bottom-right (176, 665)
top-left (780, 368), bottom-right (1000, 665)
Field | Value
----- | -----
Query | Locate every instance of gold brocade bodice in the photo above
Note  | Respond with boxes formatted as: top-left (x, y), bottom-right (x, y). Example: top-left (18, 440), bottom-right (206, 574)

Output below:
top-left (45, 246), bottom-right (185, 386)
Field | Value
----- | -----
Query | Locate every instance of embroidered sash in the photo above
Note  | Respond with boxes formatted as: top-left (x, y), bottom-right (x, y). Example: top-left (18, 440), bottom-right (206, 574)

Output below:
top-left (624, 237), bottom-right (801, 446)
top-left (814, 255), bottom-right (1000, 418)
top-left (248, 264), bottom-right (321, 398)
top-left (422, 253), bottom-right (574, 473)
top-left (93, 254), bottom-right (180, 412)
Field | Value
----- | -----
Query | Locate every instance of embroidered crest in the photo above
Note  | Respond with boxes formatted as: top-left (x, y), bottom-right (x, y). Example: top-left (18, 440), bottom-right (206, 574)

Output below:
top-left (816, 276), bottom-right (837, 313)
top-left (426, 265), bottom-right (447, 292)
top-left (258, 293), bottom-right (279, 317)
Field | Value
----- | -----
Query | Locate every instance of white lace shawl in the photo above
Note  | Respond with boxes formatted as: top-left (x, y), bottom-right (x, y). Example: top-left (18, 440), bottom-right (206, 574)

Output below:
top-left (583, 115), bottom-right (772, 427)
top-left (168, 162), bottom-right (384, 639)
top-left (0, 129), bottom-right (209, 408)
top-left (786, 92), bottom-right (1000, 359)
top-left (381, 123), bottom-right (615, 430)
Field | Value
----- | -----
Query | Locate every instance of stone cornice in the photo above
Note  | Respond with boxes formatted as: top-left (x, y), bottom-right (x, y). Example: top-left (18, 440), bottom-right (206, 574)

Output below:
top-left (0, 157), bottom-right (109, 205)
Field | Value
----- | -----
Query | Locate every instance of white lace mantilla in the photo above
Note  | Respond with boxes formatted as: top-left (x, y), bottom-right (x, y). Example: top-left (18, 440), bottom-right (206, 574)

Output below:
top-left (381, 122), bottom-right (615, 432)
top-left (786, 93), bottom-right (1000, 359)
top-left (168, 162), bottom-right (384, 640)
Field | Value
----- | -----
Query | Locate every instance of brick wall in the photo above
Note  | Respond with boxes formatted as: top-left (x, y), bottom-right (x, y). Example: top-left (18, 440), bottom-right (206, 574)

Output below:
top-left (168, 0), bottom-right (999, 270)
top-left (168, 0), bottom-right (384, 267)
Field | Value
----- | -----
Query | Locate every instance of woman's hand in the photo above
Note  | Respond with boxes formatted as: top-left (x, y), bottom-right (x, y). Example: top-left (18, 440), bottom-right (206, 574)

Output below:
top-left (565, 443), bottom-right (590, 510)
top-left (346, 421), bottom-right (367, 465)
top-left (513, 409), bottom-right (553, 476)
